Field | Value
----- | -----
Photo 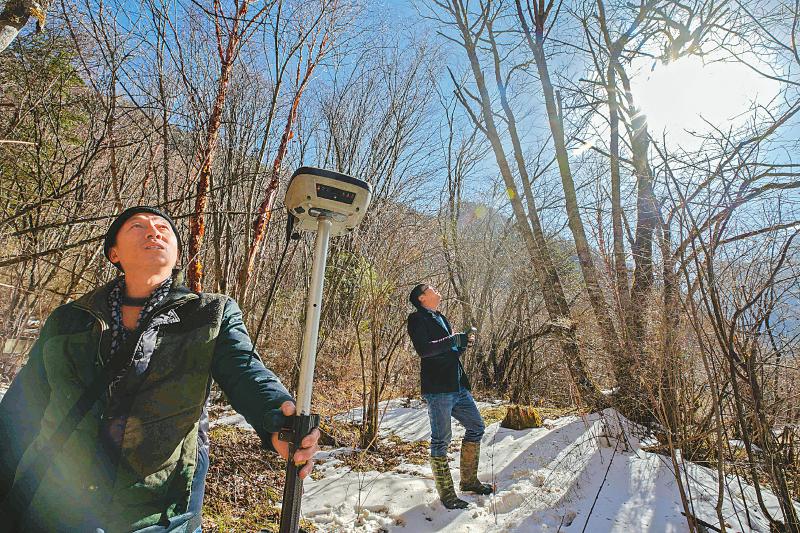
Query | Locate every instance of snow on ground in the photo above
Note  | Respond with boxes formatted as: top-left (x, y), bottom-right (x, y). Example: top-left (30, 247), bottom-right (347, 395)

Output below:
top-left (210, 410), bottom-right (255, 431)
top-left (335, 398), bottom-right (504, 442)
top-left (218, 400), bottom-right (799, 532)
top-left (1, 380), bottom-right (793, 531)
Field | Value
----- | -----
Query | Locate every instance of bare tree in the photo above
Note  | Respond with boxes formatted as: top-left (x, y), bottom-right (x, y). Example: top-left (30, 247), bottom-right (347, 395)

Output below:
top-left (237, 0), bottom-right (341, 303)
top-left (427, 0), bottom-right (607, 408)
top-left (186, 0), bottom-right (276, 292)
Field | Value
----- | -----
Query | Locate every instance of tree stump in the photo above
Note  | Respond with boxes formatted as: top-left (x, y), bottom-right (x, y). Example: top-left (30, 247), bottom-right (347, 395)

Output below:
top-left (500, 405), bottom-right (543, 430)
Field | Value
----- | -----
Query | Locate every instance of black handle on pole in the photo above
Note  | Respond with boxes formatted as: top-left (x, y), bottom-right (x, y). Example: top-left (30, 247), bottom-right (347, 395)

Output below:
top-left (278, 413), bottom-right (320, 533)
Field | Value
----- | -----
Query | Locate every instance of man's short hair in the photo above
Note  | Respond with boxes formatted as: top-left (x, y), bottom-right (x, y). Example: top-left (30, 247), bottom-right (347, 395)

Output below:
top-left (409, 283), bottom-right (429, 309)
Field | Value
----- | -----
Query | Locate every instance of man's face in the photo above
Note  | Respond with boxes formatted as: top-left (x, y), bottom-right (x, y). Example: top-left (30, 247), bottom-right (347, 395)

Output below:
top-left (108, 213), bottom-right (179, 273)
top-left (418, 285), bottom-right (442, 310)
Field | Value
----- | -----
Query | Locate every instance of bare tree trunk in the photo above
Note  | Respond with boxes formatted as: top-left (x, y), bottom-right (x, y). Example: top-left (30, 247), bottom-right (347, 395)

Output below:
top-left (441, 108), bottom-right (478, 327)
top-left (516, 0), bottom-right (624, 404)
top-left (448, 0), bottom-right (605, 408)
top-left (154, 12), bottom-right (170, 206)
top-left (604, 61), bottom-right (631, 333)
top-left (0, 0), bottom-right (49, 53)
top-left (617, 67), bottom-right (659, 353)
top-left (107, 72), bottom-right (123, 212)
top-left (592, 0), bottom-right (662, 417)
top-left (238, 33), bottom-right (330, 304)
top-left (187, 1), bottom-right (251, 292)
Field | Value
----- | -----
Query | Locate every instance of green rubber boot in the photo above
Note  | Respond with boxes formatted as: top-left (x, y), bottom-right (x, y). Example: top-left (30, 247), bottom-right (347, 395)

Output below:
top-left (459, 441), bottom-right (494, 495)
top-left (430, 456), bottom-right (469, 509)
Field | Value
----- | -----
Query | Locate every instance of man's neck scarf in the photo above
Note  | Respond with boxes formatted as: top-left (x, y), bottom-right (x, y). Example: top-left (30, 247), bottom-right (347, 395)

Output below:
top-left (107, 275), bottom-right (172, 359)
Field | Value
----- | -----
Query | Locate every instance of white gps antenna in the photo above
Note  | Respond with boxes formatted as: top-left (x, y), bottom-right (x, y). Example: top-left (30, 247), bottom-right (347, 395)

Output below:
top-left (284, 166), bottom-right (372, 236)
top-left (279, 167), bottom-right (372, 533)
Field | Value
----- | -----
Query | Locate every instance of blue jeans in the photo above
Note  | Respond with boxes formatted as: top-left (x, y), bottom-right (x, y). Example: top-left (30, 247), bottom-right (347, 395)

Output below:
top-left (424, 389), bottom-right (485, 457)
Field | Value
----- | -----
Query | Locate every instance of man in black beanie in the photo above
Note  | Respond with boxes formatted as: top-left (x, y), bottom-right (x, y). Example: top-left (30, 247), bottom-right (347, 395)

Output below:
top-left (103, 206), bottom-right (183, 270)
top-left (407, 283), bottom-right (493, 510)
top-left (0, 206), bottom-right (320, 532)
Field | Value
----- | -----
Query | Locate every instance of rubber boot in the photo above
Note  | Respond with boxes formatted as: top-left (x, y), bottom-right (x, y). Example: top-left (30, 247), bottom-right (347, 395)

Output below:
top-left (459, 441), bottom-right (493, 495)
top-left (430, 456), bottom-right (469, 509)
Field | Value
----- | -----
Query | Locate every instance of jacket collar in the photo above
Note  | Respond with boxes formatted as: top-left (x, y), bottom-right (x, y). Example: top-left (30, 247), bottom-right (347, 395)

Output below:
top-left (418, 306), bottom-right (449, 324)
top-left (419, 306), bottom-right (441, 317)
top-left (73, 270), bottom-right (197, 325)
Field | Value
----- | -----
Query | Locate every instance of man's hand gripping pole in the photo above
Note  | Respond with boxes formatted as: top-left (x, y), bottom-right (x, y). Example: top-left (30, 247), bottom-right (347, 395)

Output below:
top-left (278, 412), bottom-right (320, 533)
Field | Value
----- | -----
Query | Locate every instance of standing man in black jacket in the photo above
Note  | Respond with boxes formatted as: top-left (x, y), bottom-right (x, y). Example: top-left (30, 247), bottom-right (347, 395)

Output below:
top-left (406, 283), bottom-right (493, 509)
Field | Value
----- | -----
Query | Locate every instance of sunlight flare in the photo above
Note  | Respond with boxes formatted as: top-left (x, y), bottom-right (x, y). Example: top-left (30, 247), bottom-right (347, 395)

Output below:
top-left (632, 55), bottom-right (780, 144)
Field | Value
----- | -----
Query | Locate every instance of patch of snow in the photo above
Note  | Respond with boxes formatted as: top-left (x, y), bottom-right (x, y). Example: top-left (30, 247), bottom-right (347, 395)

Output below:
top-left (337, 398), bottom-right (504, 442)
top-left (210, 411), bottom-right (254, 431)
top-left (302, 406), bottom-right (799, 532)
top-left (213, 400), bottom-right (799, 532)
top-left (728, 439), bottom-right (762, 452)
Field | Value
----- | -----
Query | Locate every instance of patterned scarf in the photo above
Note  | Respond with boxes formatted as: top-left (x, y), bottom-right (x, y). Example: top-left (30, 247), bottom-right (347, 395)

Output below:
top-left (106, 276), bottom-right (172, 393)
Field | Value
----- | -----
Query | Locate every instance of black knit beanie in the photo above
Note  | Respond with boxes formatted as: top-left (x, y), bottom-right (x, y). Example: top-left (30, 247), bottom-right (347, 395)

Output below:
top-left (104, 206), bottom-right (182, 268)
top-left (409, 283), bottom-right (429, 309)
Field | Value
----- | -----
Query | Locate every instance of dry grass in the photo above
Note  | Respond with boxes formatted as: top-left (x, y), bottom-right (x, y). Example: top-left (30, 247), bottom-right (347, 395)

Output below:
top-left (479, 405), bottom-right (507, 425)
top-left (537, 405), bottom-right (579, 419)
top-left (202, 425), bottom-right (316, 532)
top-left (333, 434), bottom-right (431, 473)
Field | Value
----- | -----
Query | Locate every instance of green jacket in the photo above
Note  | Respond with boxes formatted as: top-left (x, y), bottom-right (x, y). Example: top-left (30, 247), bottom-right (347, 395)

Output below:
top-left (0, 277), bottom-right (293, 531)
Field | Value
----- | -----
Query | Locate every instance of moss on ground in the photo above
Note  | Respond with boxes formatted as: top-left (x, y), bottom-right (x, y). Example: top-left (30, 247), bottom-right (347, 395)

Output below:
top-left (479, 405), bottom-right (508, 425)
top-left (479, 403), bottom-right (577, 427)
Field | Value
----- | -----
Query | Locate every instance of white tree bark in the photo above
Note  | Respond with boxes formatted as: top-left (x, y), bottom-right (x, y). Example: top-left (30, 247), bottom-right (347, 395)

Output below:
top-left (0, 0), bottom-right (49, 54)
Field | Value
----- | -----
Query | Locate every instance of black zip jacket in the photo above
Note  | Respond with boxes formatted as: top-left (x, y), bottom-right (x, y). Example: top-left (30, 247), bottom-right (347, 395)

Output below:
top-left (407, 308), bottom-right (470, 394)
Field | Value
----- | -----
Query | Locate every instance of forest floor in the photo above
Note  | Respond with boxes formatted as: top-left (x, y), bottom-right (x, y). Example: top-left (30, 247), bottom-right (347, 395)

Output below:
top-left (206, 398), bottom-right (799, 532)
top-left (0, 385), bottom-right (794, 532)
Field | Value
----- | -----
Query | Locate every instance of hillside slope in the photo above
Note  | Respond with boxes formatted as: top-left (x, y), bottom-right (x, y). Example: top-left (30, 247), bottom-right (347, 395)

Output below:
top-left (218, 399), bottom-right (798, 532)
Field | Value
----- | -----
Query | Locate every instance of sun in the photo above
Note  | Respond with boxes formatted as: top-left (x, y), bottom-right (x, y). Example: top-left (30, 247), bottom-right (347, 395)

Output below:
top-left (631, 55), bottom-right (781, 146)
